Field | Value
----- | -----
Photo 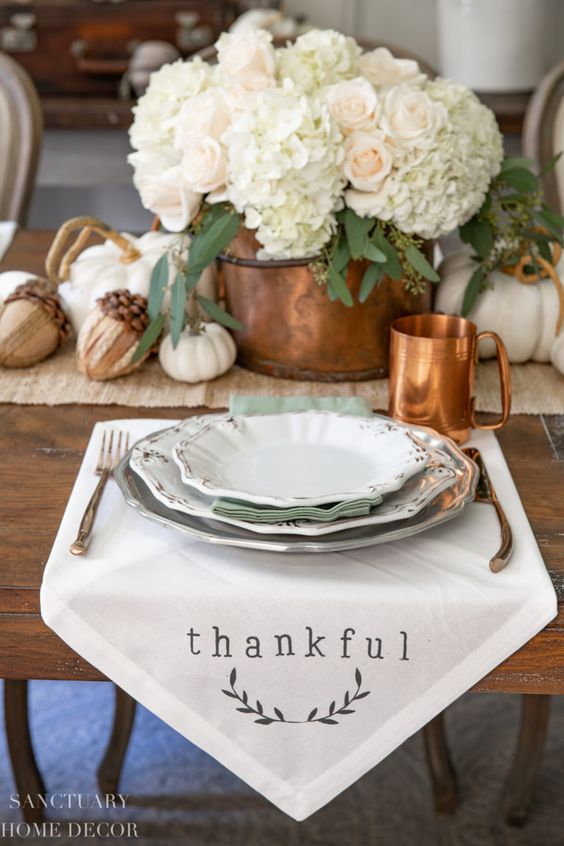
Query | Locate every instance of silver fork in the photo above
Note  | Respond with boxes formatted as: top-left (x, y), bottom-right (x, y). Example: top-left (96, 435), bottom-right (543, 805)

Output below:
top-left (69, 429), bottom-right (130, 556)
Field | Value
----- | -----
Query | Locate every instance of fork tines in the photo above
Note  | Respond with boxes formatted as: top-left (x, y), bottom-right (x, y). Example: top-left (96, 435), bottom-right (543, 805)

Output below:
top-left (95, 429), bottom-right (130, 476)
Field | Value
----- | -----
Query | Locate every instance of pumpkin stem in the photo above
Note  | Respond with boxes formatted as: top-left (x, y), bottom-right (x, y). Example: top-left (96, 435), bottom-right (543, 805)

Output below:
top-left (502, 234), bottom-right (564, 335)
top-left (45, 216), bottom-right (142, 286)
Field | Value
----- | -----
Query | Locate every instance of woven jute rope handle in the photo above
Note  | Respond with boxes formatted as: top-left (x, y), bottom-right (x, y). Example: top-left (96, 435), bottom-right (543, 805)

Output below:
top-left (502, 233), bottom-right (564, 334)
top-left (45, 216), bottom-right (142, 286)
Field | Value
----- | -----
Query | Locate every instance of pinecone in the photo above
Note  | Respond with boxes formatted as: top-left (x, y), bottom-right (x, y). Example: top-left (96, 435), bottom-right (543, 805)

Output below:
top-left (6, 279), bottom-right (71, 345)
top-left (0, 278), bottom-right (71, 367)
top-left (76, 289), bottom-right (152, 381)
top-left (98, 289), bottom-right (149, 335)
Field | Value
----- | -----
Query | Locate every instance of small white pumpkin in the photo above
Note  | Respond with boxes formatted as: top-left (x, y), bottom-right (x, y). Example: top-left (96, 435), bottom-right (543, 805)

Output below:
top-left (159, 322), bottom-right (236, 383)
top-left (57, 230), bottom-right (217, 333)
top-left (436, 246), bottom-right (564, 367)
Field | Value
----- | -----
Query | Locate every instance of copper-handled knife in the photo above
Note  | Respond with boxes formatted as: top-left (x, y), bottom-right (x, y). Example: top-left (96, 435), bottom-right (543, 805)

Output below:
top-left (463, 447), bottom-right (513, 573)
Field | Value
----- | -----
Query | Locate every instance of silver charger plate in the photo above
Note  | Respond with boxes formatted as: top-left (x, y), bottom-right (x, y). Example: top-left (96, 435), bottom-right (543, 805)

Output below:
top-left (129, 414), bottom-right (457, 537)
top-left (115, 422), bottom-right (478, 554)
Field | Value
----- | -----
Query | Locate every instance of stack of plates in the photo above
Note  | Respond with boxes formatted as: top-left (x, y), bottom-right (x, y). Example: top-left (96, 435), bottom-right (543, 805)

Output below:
top-left (115, 411), bottom-right (478, 553)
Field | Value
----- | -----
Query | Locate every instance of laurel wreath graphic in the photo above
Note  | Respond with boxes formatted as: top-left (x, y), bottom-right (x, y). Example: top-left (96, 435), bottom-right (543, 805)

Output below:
top-left (221, 667), bottom-right (370, 725)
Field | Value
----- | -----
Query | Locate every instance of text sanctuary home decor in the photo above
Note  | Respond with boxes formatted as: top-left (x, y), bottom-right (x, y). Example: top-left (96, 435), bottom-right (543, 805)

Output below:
top-left (126, 28), bottom-right (505, 359)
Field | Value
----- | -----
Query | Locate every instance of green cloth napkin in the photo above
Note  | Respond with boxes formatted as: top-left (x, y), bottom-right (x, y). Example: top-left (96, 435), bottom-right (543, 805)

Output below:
top-left (212, 394), bottom-right (381, 525)
top-left (211, 494), bottom-right (383, 524)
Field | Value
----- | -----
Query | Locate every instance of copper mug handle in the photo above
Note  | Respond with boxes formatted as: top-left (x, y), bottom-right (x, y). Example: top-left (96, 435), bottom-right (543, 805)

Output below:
top-left (470, 331), bottom-right (512, 431)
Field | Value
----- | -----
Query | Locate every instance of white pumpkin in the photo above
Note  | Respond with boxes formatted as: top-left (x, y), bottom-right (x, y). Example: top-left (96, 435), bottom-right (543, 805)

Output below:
top-left (0, 271), bottom-right (37, 307)
top-left (57, 230), bottom-right (217, 333)
top-left (159, 323), bottom-right (236, 383)
top-left (436, 246), bottom-right (564, 367)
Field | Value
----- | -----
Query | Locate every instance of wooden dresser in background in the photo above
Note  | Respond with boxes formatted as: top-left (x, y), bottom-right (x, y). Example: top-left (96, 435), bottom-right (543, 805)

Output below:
top-left (0, 0), bottom-right (235, 128)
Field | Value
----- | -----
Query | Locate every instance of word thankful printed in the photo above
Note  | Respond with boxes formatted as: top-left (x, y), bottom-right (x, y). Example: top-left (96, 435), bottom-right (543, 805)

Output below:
top-left (186, 627), bottom-right (410, 661)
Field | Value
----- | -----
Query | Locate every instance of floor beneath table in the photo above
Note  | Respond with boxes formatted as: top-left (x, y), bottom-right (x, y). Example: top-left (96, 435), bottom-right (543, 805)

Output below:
top-left (1, 683), bottom-right (563, 845)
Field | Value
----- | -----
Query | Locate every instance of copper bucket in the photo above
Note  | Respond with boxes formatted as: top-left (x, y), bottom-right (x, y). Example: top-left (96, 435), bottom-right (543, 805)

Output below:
top-left (221, 230), bottom-right (432, 382)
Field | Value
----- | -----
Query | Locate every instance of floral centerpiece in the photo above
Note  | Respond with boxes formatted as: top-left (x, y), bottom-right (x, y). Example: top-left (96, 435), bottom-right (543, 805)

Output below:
top-left (128, 28), bottom-right (504, 377)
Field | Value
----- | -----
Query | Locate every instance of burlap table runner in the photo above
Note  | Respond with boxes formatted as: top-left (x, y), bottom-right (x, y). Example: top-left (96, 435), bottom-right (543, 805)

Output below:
top-left (1, 343), bottom-right (563, 413)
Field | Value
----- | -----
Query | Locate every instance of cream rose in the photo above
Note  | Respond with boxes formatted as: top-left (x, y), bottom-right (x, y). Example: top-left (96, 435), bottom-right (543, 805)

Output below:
top-left (135, 166), bottom-right (202, 232)
top-left (216, 29), bottom-right (276, 80)
top-left (174, 89), bottom-right (231, 151)
top-left (342, 130), bottom-right (394, 192)
top-left (224, 70), bottom-right (275, 105)
top-left (325, 77), bottom-right (380, 133)
top-left (180, 136), bottom-right (227, 193)
top-left (382, 84), bottom-right (447, 148)
top-left (358, 47), bottom-right (424, 88)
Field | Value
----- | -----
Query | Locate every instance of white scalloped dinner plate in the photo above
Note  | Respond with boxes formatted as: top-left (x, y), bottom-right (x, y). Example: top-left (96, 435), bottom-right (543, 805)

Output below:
top-left (116, 420), bottom-right (477, 554)
top-left (171, 411), bottom-right (430, 507)
top-left (130, 414), bottom-right (457, 537)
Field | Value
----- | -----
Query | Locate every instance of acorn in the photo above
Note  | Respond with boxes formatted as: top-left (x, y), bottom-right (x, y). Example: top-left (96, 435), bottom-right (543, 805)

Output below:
top-left (0, 278), bottom-right (70, 367)
top-left (76, 289), bottom-right (152, 380)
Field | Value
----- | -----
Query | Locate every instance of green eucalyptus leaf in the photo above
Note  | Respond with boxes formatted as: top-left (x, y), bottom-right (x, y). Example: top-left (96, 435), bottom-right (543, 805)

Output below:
top-left (200, 202), bottom-right (232, 230)
top-left (328, 262), bottom-right (353, 306)
top-left (326, 280), bottom-right (338, 301)
top-left (500, 156), bottom-right (534, 172)
top-left (331, 233), bottom-right (350, 273)
top-left (459, 217), bottom-right (494, 258)
top-left (359, 263), bottom-right (384, 302)
top-left (537, 240), bottom-right (552, 263)
top-left (523, 229), bottom-right (553, 243)
top-left (539, 205), bottom-right (564, 230)
top-left (371, 229), bottom-right (402, 279)
top-left (344, 209), bottom-right (374, 259)
top-left (132, 313), bottom-right (165, 363)
top-left (362, 243), bottom-right (386, 263)
top-left (461, 267), bottom-right (485, 317)
top-left (147, 254), bottom-right (169, 321)
top-left (195, 295), bottom-right (243, 330)
top-left (498, 167), bottom-right (539, 193)
top-left (534, 209), bottom-right (564, 245)
top-left (189, 209), bottom-right (240, 273)
top-left (170, 274), bottom-right (187, 348)
top-left (404, 244), bottom-right (439, 282)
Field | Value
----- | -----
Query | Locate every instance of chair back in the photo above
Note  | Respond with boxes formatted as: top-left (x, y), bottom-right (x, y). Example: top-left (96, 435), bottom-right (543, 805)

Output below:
top-left (523, 59), bottom-right (564, 214)
top-left (0, 52), bottom-right (42, 224)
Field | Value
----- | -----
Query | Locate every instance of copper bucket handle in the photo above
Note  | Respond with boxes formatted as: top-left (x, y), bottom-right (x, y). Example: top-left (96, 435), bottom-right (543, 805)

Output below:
top-left (470, 330), bottom-right (512, 431)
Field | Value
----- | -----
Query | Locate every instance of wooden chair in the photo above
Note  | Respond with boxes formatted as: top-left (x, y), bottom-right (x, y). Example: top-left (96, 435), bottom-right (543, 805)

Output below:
top-left (0, 50), bottom-right (44, 823)
top-left (523, 58), bottom-right (564, 214)
top-left (0, 52), bottom-right (42, 224)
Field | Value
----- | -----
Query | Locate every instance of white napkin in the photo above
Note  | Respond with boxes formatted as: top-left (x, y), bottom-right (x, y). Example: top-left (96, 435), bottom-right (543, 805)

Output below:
top-left (40, 420), bottom-right (557, 821)
top-left (0, 221), bottom-right (17, 263)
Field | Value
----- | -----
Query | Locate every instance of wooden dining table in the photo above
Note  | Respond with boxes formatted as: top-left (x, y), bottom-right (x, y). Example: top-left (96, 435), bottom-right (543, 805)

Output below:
top-left (1, 230), bottom-right (564, 826)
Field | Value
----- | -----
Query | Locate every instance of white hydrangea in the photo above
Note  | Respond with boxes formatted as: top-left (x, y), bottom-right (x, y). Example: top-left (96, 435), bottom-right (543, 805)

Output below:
top-left (127, 29), bottom-right (503, 251)
top-left (277, 29), bottom-right (361, 94)
top-left (129, 57), bottom-right (214, 152)
top-left (224, 80), bottom-right (345, 259)
top-left (346, 78), bottom-right (503, 238)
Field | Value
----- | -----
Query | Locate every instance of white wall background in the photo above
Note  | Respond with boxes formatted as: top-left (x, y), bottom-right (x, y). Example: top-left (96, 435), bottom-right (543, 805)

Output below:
top-left (286, 0), bottom-right (564, 69)
top-left (28, 0), bottom-right (564, 232)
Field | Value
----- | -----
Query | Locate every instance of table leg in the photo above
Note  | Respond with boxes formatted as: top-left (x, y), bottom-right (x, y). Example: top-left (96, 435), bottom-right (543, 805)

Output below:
top-left (422, 710), bottom-right (458, 814)
top-left (97, 685), bottom-right (137, 794)
top-left (502, 694), bottom-right (551, 827)
top-left (3, 680), bottom-right (46, 824)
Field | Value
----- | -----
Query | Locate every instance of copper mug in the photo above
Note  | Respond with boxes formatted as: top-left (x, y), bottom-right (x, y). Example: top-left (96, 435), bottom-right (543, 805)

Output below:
top-left (388, 314), bottom-right (511, 443)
